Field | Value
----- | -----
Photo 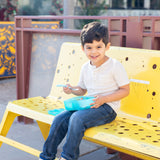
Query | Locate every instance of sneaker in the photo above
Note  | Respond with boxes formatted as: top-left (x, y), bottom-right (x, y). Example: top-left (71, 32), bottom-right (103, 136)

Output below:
top-left (58, 157), bottom-right (66, 160)
top-left (39, 157), bottom-right (59, 160)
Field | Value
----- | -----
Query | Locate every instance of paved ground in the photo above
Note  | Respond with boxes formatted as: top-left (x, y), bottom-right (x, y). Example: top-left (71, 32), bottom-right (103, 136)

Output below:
top-left (0, 78), bottom-right (120, 160)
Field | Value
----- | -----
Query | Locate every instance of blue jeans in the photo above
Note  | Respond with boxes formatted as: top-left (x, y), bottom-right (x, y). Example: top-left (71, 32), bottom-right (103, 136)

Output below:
top-left (39, 103), bottom-right (117, 160)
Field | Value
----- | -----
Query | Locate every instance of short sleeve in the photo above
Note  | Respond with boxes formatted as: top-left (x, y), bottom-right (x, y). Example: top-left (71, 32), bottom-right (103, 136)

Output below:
top-left (78, 64), bottom-right (87, 89)
top-left (113, 60), bottom-right (129, 87)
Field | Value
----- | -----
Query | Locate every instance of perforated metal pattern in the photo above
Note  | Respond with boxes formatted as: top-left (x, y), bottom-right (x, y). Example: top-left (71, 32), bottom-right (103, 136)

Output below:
top-left (85, 116), bottom-right (160, 158)
top-left (12, 96), bottom-right (64, 115)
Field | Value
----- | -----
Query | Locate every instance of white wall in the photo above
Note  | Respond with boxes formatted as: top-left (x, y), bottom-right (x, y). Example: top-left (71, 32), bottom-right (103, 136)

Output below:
top-left (103, 9), bottom-right (160, 16)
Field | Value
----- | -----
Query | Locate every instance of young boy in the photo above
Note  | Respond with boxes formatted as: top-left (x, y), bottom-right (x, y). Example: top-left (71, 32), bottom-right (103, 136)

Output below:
top-left (39, 22), bottom-right (130, 160)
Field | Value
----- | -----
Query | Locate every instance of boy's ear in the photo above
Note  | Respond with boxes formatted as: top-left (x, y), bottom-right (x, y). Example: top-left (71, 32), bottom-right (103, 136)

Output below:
top-left (81, 45), bottom-right (84, 51)
top-left (106, 42), bottom-right (111, 51)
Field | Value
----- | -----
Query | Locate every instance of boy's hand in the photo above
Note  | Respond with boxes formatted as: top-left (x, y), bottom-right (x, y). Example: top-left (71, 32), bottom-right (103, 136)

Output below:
top-left (63, 84), bottom-right (72, 94)
top-left (63, 84), bottom-right (87, 96)
top-left (90, 95), bottom-right (105, 108)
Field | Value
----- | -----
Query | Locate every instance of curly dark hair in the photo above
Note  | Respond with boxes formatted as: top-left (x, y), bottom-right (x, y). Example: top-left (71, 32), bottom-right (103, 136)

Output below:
top-left (80, 22), bottom-right (108, 47)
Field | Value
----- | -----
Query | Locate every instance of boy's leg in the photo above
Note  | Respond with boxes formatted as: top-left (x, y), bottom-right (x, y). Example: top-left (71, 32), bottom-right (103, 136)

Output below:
top-left (39, 111), bottom-right (74, 160)
top-left (61, 104), bottom-right (117, 160)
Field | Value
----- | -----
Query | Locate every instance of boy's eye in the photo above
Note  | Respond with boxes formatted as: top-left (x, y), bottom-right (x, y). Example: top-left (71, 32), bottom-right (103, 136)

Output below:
top-left (97, 46), bottom-right (102, 48)
top-left (86, 47), bottom-right (91, 49)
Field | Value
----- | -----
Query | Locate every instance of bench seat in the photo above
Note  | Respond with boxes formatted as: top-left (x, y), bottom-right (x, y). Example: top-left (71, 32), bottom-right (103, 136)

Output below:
top-left (1, 96), bottom-right (159, 160)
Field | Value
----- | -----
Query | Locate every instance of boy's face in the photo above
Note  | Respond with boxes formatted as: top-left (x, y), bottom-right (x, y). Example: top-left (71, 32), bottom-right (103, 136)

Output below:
top-left (82, 40), bottom-right (110, 67)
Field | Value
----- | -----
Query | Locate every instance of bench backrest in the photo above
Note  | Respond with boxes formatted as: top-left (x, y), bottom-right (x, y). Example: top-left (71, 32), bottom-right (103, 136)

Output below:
top-left (49, 42), bottom-right (160, 121)
top-left (49, 43), bottom-right (88, 100)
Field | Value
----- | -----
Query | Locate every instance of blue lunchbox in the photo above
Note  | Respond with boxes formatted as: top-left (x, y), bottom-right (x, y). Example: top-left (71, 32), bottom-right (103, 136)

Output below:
top-left (48, 108), bottom-right (65, 116)
top-left (64, 96), bottom-right (94, 111)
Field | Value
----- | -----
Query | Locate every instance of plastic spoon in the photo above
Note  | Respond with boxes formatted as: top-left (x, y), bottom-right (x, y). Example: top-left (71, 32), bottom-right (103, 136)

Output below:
top-left (56, 84), bottom-right (79, 91)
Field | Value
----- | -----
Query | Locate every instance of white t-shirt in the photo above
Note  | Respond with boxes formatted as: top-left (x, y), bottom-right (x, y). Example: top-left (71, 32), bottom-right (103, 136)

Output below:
top-left (78, 57), bottom-right (129, 112)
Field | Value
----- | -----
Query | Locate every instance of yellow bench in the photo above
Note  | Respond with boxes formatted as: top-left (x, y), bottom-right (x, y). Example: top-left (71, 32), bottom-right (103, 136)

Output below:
top-left (1, 42), bottom-right (160, 160)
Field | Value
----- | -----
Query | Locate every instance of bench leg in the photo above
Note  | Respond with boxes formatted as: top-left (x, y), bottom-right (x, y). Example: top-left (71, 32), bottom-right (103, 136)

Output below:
top-left (36, 121), bottom-right (50, 140)
top-left (118, 152), bottom-right (143, 160)
top-left (107, 148), bottom-right (142, 160)
top-left (0, 109), bottom-right (19, 147)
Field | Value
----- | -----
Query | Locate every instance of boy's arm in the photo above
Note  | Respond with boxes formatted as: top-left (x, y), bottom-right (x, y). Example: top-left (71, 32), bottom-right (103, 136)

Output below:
top-left (91, 84), bottom-right (130, 109)
top-left (63, 85), bottom-right (87, 96)
top-left (72, 87), bottom-right (87, 96)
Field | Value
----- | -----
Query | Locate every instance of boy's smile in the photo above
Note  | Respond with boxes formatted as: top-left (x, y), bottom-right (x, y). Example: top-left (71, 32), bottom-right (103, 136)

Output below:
top-left (82, 40), bottom-right (110, 68)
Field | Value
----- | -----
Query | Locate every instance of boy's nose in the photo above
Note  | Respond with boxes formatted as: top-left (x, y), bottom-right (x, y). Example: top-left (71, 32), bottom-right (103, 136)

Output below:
top-left (91, 49), bottom-right (97, 54)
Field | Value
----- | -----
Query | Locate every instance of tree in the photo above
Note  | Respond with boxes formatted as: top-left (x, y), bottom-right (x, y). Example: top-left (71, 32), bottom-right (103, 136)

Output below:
top-left (75, 0), bottom-right (107, 29)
